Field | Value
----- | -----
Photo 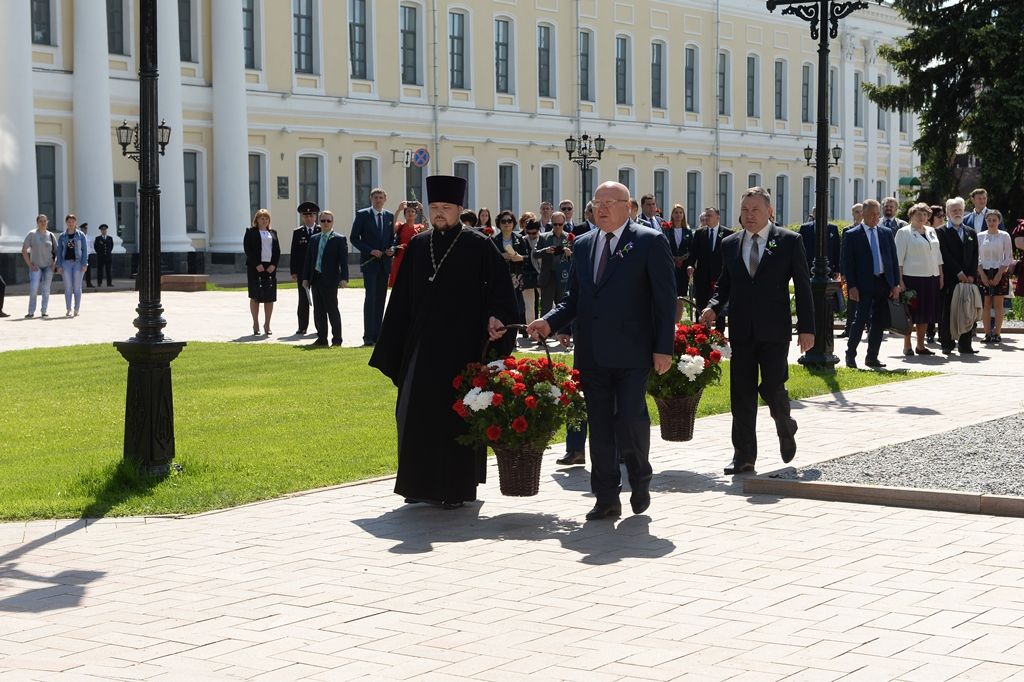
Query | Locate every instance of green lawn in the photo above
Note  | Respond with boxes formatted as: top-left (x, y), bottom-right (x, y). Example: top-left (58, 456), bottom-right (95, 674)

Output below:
top-left (0, 342), bottom-right (926, 521)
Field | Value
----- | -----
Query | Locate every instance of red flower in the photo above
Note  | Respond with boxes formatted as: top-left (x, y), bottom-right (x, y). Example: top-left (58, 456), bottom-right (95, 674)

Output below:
top-left (504, 357), bottom-right (518, 369)
top-left (704, 358), bottom-right (711, 368)
top-left (571, 369), bottom-right (580, 379)
top-left (511, 416), bottom-right (529, 433)
top-left (486, 425), bottom-right (502, 441)
top-left (537, 358), bottom-right (550, 368)
top-left (686, 346), bottom-right (700, 356)
top-left (561, 381), bottom-right (577, 394)
top-left (566, 232), bottom-right (576, 243)
top-left (483, 227), bottom-right (494, 236)
top-left (452, 375), bottom-right (463, 390)
top-left (678, 325), bottom-right (690, 335)
top-left (472, 375), bottom-right (488, 388)
top-left (492, 393), bottom-right (504, 406)
top-left (709, 349), bottom-right (722, 364)
top-left (559, 395), bottom-right (571, 406)
top-left (512, 382), bottom-right (527, 395)
top-left (695, 334), bottom-right (708, 345)
top-left (524, 395), bottom-right (539, 409)
top-left (452, 400), bottom-right (468, 418)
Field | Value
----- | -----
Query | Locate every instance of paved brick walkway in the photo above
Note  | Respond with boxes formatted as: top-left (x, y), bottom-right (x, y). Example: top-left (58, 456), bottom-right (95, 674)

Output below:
top-left (2, 291), bottom-right (1024, 680)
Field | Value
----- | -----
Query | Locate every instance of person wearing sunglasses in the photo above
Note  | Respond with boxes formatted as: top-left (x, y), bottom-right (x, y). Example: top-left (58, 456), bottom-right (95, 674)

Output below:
top-left (301, 210), bottom-right (349, 347)
top-left (493, 210), bottom-right (534, 330)
top-left (536, 213), bottom-right (573, 316)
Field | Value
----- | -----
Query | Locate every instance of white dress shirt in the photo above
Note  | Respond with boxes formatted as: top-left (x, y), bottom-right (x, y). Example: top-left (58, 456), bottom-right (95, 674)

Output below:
top-left (740, 223), bottom-right (773, 273)
top-left (978, 230), bottom-right (1012, 269)
top-left (593, 222), bottom-right (628, 276)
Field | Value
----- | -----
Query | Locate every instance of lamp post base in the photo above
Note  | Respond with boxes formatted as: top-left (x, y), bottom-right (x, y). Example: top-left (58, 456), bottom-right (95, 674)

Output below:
top-left (798, 278), bottom-right (839, 370)
top-left (114, 339), bottom-right (186, 476)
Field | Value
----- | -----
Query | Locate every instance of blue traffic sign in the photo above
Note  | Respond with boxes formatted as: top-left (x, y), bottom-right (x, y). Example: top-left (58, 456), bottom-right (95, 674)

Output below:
top-left (412, 148), bottom-right (430, 168)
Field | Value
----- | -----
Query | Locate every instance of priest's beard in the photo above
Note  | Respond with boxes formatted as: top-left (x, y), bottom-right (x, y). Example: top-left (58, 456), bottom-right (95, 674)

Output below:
top-left (431, 215), bottom-right (459, 232)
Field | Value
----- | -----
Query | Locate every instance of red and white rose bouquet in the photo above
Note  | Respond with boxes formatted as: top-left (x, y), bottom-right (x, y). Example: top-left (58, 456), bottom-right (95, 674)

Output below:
top-left (647, 323), bottom-right (729, 400)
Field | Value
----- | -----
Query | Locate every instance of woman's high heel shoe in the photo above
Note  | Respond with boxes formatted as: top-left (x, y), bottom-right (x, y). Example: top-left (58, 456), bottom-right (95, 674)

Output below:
top-left (264, 327), bottom-right (272, 336)
top-left (253, 324), bottom-right (259, 335)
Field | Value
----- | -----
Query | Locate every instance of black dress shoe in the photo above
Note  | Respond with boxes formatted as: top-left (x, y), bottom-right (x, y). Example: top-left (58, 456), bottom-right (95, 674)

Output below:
top-left (630, 484), bottom-right (651, 514)
top-left (309, 339), bottom-right (328, 347)
top-left (845, 357), bottom-right (858, 369)
top-left (556, 451), bottom-right (586, 466)
top-left (296, 329), bottom-right (307, 335)
top-left (941, 345), bottom-right (955, 355)
top-left (442, 501), bottom-right (465, 510)
top-left (958, 347), bottom-right (978, 354)
top-left (864, 358), bottom-right (887, 368)
top-left (837, 331), bottom-right (849, 338)
top-left (585, 503), bottom-right (622, 521)
top-left (780, 419), bottom-right (798, 463)
top-left (331, 339), bottom-right (342, 346)
top-left (723, 462), bottom-right (755, 475)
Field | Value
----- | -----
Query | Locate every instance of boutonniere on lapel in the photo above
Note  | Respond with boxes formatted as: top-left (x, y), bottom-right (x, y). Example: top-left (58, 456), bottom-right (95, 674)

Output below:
top-left (765, 238), bottom-right (778, 256)
top-left (615, 242), bottom-right (634, 259)
top-left (967, 234), bottom-right (974, 242)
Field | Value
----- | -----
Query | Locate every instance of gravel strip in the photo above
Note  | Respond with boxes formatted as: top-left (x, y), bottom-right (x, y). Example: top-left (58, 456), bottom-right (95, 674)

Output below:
top-left (777, 412), bottom-right (1024, 496)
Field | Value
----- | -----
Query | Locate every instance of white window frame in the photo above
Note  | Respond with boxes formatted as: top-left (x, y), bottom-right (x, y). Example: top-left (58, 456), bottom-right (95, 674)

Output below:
top-left (448, 7), bottom-right (471, 92)
top-left (717, 49), bottom-right (732, 117)
top-left (352, 154), bottom-right (379, 213)
top-left (775, 174), bottom-right (789, 226)
top-left (800, 63), bottom-right (814, 124)
top-left (717, 171), bottom-right (733, 226)
top-left (876, 74), bottom-right (888, 133)
top-left (291, 0), bottom-right (323, 93)
top-left (348, 0), bottom-right (373, 81)
top-left (248, 150), bottom-right (269, 219)
top-left (242, 0), bottom-right (264, 72)
top-left (683, 43), bottom-right (700, 114)
top-left (105, 0), bottom-right (134, 74)
top-left (617, 167), bottom-right (636, 197)
top-left (854, 70), bottom-right (864, 129)
top-left (748, 172), bottom-right (762, 190)
top-left (178, 0), bottom-right (204, 83)
top-left (578, 27), bottom-right (596, 104)
top-left (399, 1), bottom-right (425, 87)
top-left (182, 146), bottom-right (207, 234)
top-left (686, 170), bottom-right (702, 224)
top-left (35, 138), bottom-right (68, 226)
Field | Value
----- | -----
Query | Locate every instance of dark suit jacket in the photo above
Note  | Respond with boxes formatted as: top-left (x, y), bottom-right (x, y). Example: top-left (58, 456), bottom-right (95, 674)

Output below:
top-left (536, 231), bottom-right (572, 287)
top-left (94, 235), bottom-right (114, 258)
top-left (636, 215), bottom-right (663, 231)
top-left (936, 224), bottom-right (980, 284)
top-left (709, 226), bottom-right (814, 344)
top-left (840, 223), bottom-right (900, 297)
top-left (963, 209), bottom-right (1005, 233)
top-left (243, 228), bottom-right (281, 268)
top-left (798, 221), bottom-right (841, 276)
top-left (689, 225), bottom-right (734, 302)
top-left (879, 217), bottom-right (908, 235)
top-left (290, 224), bottom-right (316, 275)
top-left (303, 231), bottom-right (350, 288)
top-left (349, 207), bottom-right (394, 274)
top-left (545, 221), bottom-right (677, 369)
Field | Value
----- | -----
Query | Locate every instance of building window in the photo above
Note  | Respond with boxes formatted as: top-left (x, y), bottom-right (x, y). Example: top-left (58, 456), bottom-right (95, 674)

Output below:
top-left (400, 5), bottom-right (419, 85)
top-left (107, 0), bottom-right (126, 55)
top-left (900, 110), bottom-right (908, 134)
top-left (541, 165), bottom-right (558, 207)
top-left (453, 161), bottom-right (475, 208)
top-left (184, 151), bottom-right (199, 233)
top-left (406, 164), bottom-right (424, 203)
top-left (248, 154), bottom-right (263, 219)
top-left (31, 0), bottom-right (52, 46)
top-left (498, 163), bottom-right (517, 212)
top-left (293, 0), bottom-right (315, 74)
top-left (298, 155), bottom-right (321, 205)
top-left (774, 59), bottom-right (787, 121)
top-left (651, 42), bottom-right (665, 109)
top-left (877, 75), bottom-right (887, 131)
top-left (748, 173), bottom-right (761, 189)
top-left (829, 67), bottom-right (838, 124)
top-left (350, 0), bottom-right (368, 79)
top-left (448, 11), bottom-right (466, 89)
top-left (718, 173), bottom-right (731, 226)
top-left (854, 178), bottom-right (864, 204)
top-left (686, 171), bottom-right (701, 225)
top-left (243, 0), bottom-right (258, 69)
top-left (615, 36), bottom-right (630, 105)
top-left (746, 55), bottom-right (760, 118)
top-left (36, 145), bottom-right (57, 224)
top-left (537, 24), bottom-right (552, 98)
top-left (876, 180), bottom-right (887, 202)
top-left (802, 176), bottom-right (814, 222)
top-left (178, 0), bottom-right (193, 62)
top-left (354, 158), bottom-right (375, 209)
top-left (718, 51), bottom-right (730, 116)
top-left (684, 46), bottom-right (698, 113)
top-left (775, 175), bottom-right (788, 225)
top-left (801, 64), bottom-right (813, 123)
top-left (854, 71), bottom-right (863, 128)
top-left (618, 168), bottom-right (635, 196)
top-left (579, 30), bottom-right (593, 101)
top-left (653, 170), bottom-right (667, 215)
top-left (829, 176), bottom-right (839, 221)
top-left (494, 19), bottom-right (512, 94)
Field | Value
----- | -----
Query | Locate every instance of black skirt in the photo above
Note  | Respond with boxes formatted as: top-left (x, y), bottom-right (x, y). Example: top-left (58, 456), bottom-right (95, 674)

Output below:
top-left (247, 263), bottom-right (277, 302)
top-left (980, 268), bottom-right (1010, 297)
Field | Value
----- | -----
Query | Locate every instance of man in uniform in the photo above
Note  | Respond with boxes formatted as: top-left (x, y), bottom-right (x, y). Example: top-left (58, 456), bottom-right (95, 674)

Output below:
top-left (94, 224), bottom-right (114, 286)
top-left (290, 202), bottom-right (319, 335)
top-left (81, 223), bottom-right (94, 289)
top-left (370, 175), bottom-right (518, 509)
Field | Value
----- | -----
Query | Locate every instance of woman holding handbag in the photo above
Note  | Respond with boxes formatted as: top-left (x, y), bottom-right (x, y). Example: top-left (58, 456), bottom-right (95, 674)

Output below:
top-left (243, 209), bottom-right (281, 335)
top-left (895, 203), bottom-right (943, 356)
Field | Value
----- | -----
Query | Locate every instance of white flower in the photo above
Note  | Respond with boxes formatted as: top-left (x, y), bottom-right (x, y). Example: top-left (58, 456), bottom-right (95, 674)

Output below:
top-left (676, 355), bottom-right (706, 381)
top-left (463, 388), bottom-right (495, 412)
top-left (548, 385), bottom-right (562, 402)
top-left (711, 343), bottom-right (731, 360)
top-left (487, 360), bottom-right (506, 371)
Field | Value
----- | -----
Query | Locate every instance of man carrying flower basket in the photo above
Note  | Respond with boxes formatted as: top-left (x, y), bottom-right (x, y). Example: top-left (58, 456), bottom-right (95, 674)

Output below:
top-left (528, 181), bottom-right (677, 521)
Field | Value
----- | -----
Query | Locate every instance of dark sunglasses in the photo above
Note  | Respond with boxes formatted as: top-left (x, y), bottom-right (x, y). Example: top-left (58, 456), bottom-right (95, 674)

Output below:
top-left (559, 206), bottom-right (573, 211)
top-left (320, 218), bottom-right (333, 223)
top-left (499, 218), bottom-right (515, 224)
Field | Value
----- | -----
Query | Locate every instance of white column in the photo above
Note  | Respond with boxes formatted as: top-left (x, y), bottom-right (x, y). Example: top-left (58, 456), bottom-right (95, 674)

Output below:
top-left (839, 32), bottom-right (856, 214)
top-left (208, 0), bottom-right (251, 252)
top-left (73, 0), bottom-right (124, 253)
top-left (0, 3), bottom-right (39, 252)
top-left (863, 39), bottom-right (879, 202)
top-left (887, 66), bottom-right (900, 199)
top-left (157, 0), bottom-right (194, 253)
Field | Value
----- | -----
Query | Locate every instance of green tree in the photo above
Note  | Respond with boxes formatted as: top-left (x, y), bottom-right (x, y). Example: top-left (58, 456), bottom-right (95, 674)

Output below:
top-left (865, 0), bottom-right (1024, 221)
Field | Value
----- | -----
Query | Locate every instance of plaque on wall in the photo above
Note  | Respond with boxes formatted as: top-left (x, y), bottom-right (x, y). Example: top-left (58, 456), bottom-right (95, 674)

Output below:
top-left (277, 176), bottom-right (289, 199)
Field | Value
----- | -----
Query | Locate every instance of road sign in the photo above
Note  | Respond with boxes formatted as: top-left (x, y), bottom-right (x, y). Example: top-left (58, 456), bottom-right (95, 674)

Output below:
top-left (412, 148), bottom-right (430, 168)
top-left (402, 150), bottom-right (412, 168)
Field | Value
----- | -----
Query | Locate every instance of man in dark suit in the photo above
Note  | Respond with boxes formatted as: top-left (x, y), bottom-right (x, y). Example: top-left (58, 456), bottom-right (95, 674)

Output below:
top-left (302, 210), bottom-right (349, 346)
top-left (688, 206), bottom-right (733, 330)
top-left (529, 181), bottom-right (677, 521)
top-left (963, 188), bottom-right (1005, 232)
top-left (701, 187), bottom-right (815, 475)
top-left (937, 196), bottom-right (980, 355)
top-left (798, 208), bottom-right (841, 277)
top-left (535, 217), bottom-right (572, 315)
top-left (880, 197), bottom-right (908, 234)
top-left (94, 224), bottom-right (114, 286)
top-left (573, 201), bottom-right (595, 236)
top-left (841, 199), bottom-right (901, 369)
top-left (636, 193), bottom-right (663, 230)
top-left (349, 187), bottom-right (394, 346)
top-left (290, 201), bottom-right (319, 335)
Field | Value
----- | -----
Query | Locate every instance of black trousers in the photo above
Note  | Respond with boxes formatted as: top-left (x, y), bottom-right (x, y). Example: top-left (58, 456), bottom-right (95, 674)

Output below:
top-left (579, 366), bottom-right (652, 506)
top-left (846, 277), bottom-right (890, 361)
top-left (939, 283), bottom-right (974, 350)
top-left (363, 266), bottom-right (388, 344)
top-left (0, 273), bottom-right (6, 312)
top-left (85, 254), bottom-right (95, 287)
top-left (96, 255), bottom-right (113, 285)
top-left (844, 297), bottom-right (858, 333)
top-left (730, 340), bottom-right (794, 465)
top-left (538, 279), bottom-right (561, 317)
top-left (296, 276), bottom-right (310, 332)
top-left (311, 276), bottom-right (342, 344)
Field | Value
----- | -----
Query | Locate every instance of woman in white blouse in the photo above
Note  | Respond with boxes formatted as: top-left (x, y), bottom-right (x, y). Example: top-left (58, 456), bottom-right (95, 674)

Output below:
top-left (895, 203), bottom-right (943, 356)
top-left (976, 210), bottom-right (1012, 343)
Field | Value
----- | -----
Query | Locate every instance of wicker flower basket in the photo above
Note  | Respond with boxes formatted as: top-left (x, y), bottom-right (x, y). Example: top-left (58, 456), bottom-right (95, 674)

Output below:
top-left (490, 439), bottom-right (550, 497)
top-left (653, 389), bottom-right (704, 442)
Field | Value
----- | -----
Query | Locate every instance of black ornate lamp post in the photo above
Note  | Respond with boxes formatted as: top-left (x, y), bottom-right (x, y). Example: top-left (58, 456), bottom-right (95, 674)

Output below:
top-left (113, 0), bottom-right (185, 476)
top-left (768, 0), bottom-right (880, 369)
top-left (564, 133), bottom-right (605, 216)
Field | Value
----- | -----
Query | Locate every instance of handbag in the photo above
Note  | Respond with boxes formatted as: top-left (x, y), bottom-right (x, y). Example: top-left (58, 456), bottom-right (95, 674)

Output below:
top-left (255, 272), bottom-right (276, 302)
top-left (886, 297), bottom-right (912, 334)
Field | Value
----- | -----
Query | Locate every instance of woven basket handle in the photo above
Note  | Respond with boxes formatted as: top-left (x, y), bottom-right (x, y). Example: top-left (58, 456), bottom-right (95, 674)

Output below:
top-left (481, 323), bottom-right (553, 363)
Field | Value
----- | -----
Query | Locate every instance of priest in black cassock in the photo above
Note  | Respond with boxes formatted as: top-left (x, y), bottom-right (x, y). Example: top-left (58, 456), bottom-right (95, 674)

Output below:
top-left (369, 175), bottom-right (519, 509)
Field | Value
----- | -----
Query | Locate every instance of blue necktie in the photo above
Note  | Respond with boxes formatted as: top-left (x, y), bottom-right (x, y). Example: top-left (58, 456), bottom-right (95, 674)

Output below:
top-left (867, 227), bottom-right (882, 275)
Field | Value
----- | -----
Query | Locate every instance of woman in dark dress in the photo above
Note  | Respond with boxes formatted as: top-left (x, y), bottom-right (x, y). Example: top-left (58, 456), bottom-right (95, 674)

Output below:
top-left (243, 209), bottom-right (281, 335)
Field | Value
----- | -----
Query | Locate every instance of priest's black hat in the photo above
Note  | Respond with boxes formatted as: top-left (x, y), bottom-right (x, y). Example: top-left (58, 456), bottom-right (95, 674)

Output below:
top-left (297, 201), bottom-right (320, 215)
top-left (426, 175), bottom-right (467, 207)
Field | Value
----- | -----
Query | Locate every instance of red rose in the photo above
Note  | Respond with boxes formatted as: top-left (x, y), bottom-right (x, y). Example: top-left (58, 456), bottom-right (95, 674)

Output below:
top-left (524, 395), bottom-right (539, 409)
top-left (709, 350), bottom-right (722, 364)
top-left (472, 375), bottom-right (488, 388)
top-left (511, 416), bottom-right (529, 433)
top-left (504, 358), bottom-right (518, 369)
top-left (512, 382), bottom-right (527, 395)
top-left (486, 425), bottom-right (502, 441)
top-left (561, 381), bottom-right (577, 394)
top-left (452, 375), bottom-right (463, 390)
top-left (571, 369), bottom-right (580, 379)
top-left (567, 232), bottom-right (576, 243)
top-left (537, 358), bottom-right (550, 368)
top-left (452, 400), bottom-right (468, 418)
top-left (704, 358), bottom-right (711, 368)
top-left (678, 325), bottom-right (690, 335)
top-left (483, 227), bottom-right (494, 236)
top-left (492, 393), bottom-right (504, 406)
top-left (695, 334), bottom-right (708, 345)
top-left (686, 346), bottom-right (700, 356)
top-left (559, 395), bottom-right (571, 406)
